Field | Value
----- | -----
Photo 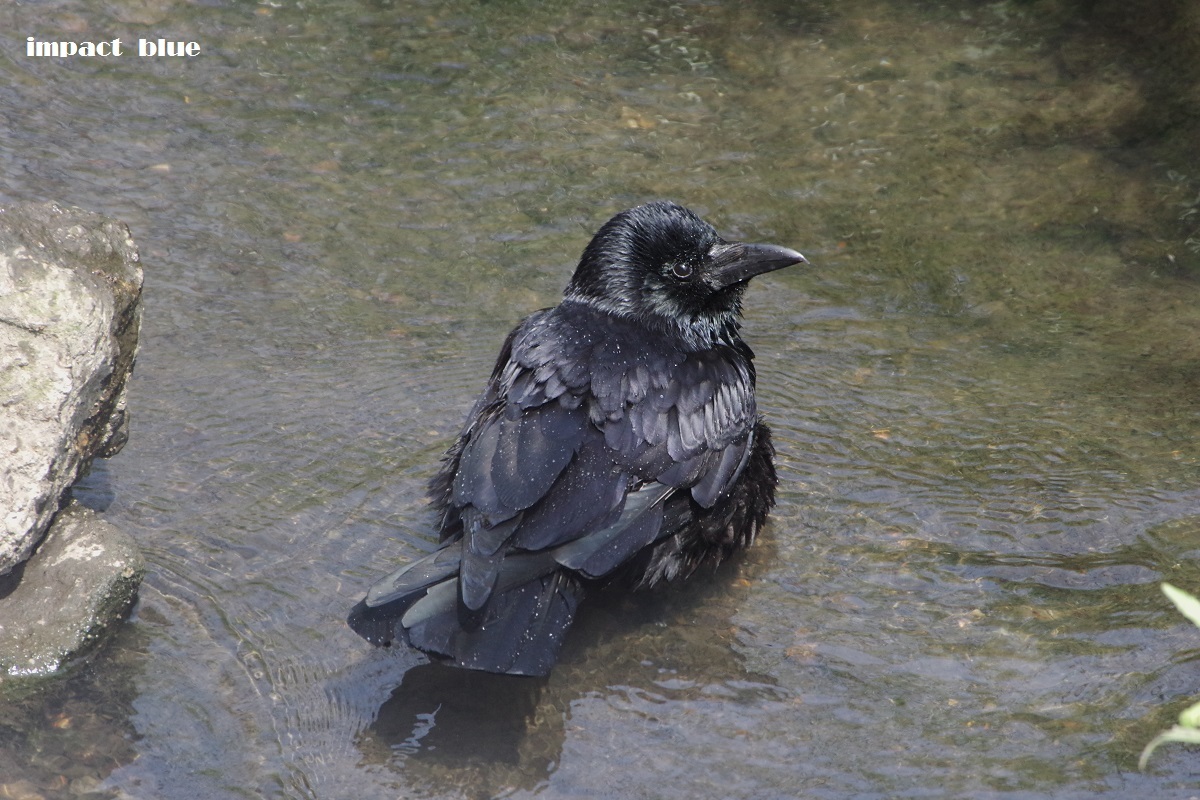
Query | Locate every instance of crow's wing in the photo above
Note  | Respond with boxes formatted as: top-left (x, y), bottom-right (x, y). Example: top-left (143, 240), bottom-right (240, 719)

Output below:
top-left (436, 305), bottom-right (758, 609)
top-left (356, 306), bottom-right (762, 672)
top-left (593, 340), bottom-right (758, 508)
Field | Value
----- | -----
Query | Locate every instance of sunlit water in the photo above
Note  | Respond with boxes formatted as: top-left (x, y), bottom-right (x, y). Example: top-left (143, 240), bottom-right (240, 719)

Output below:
top-left (3, 0), bottom-right (1200, 797)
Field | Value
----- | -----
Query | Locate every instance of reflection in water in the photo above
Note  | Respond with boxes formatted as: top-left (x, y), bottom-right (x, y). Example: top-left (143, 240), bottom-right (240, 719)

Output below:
top-left (360, 664), bottom-right (556, 791)
top-left (353, 567), bottom-right (789, 796)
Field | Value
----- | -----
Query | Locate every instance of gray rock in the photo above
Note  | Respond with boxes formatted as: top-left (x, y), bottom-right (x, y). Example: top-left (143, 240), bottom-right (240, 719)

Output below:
top-left (0, 201), bottom-right (146, 679)
top-left (0, 201), bottom-right (143, 574)
top-left (0, 504), bottom-right (145, 678)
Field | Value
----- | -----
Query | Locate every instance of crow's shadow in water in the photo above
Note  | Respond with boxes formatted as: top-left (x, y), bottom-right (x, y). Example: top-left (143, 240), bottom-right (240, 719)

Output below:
top-left (351, 551), bottom-right (790, 796)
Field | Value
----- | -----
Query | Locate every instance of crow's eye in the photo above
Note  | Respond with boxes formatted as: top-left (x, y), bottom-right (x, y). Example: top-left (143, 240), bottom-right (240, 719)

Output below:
top-left (670, 261), bottom-right (694, 280)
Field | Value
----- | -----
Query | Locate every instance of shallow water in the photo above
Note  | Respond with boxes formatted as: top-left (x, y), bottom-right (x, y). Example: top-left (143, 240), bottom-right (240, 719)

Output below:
top-left (4, 0), bottom-right (1200, 797)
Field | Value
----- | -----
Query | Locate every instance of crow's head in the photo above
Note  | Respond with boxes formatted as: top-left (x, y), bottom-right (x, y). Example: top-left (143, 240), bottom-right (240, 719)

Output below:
top-left (565, 201), bottom-right (805, 342)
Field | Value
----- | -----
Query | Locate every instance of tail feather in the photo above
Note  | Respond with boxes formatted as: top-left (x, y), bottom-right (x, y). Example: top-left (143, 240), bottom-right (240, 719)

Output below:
top-left (407, 570), bottom-right (582, 676)
top-left (364, 546), bottom-right (462, 607)
top-left (350, 549), bottom-right (584, 676)
top-left (350, 482), bottom-right (679, 675)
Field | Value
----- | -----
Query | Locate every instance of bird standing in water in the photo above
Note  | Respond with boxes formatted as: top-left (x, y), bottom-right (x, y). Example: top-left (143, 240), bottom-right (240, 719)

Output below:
top-left (349, 201), bottom-right (806, 676)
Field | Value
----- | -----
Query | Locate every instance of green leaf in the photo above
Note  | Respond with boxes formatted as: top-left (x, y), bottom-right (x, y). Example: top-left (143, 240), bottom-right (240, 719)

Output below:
top-left (1179, 700), bottom-right (1200, 729)
top-left (1162, 583), bottom-right (1200, 630)
top-left (1141, 585), bottom-right (1200, 771)
top-left (1140, 725), bottom-right (1200, 770)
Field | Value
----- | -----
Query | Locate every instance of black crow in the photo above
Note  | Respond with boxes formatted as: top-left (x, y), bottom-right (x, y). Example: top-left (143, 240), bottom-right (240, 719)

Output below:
top-left (348, 201), bottom-right (805, 676)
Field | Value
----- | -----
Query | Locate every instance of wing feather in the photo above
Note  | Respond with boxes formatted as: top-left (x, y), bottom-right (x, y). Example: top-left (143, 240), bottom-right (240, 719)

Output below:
top-left (438, 304), bottom-right (760, 618)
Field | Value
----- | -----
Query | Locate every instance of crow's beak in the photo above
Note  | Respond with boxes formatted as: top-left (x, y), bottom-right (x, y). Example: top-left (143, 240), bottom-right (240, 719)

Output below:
top-left (709, 242), bottom-right (807, 288)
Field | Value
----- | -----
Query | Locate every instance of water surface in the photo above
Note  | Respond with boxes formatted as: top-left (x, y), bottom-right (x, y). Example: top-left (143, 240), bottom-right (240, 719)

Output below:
top-left (3, 0), bottom-right (1200, 797)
